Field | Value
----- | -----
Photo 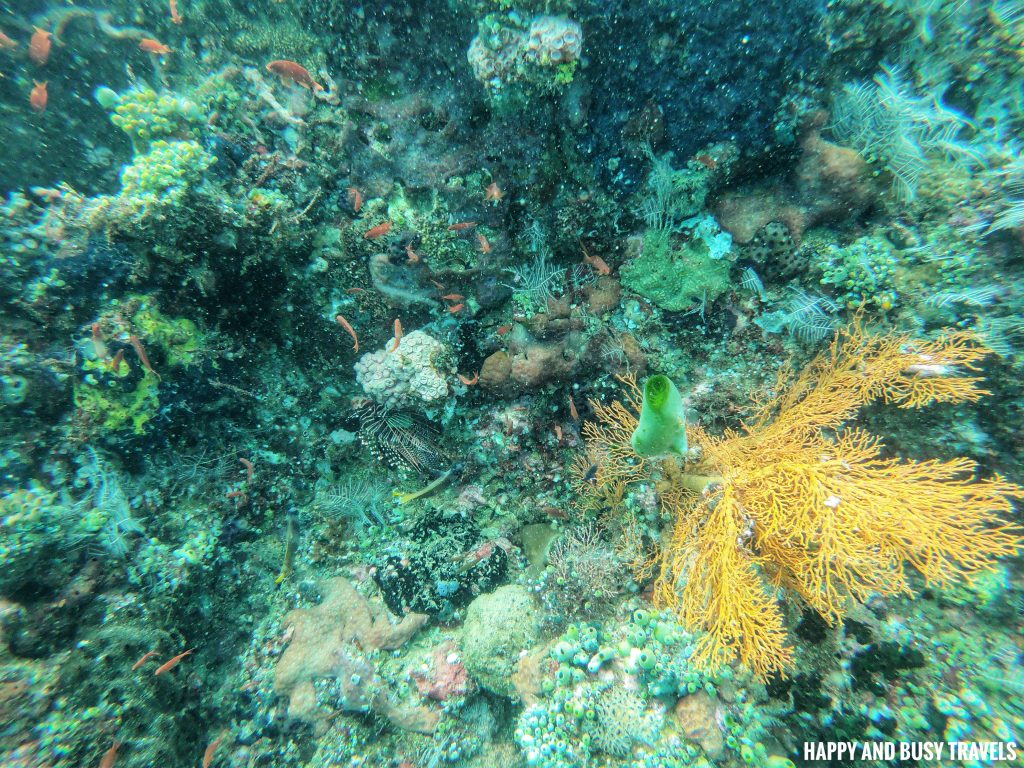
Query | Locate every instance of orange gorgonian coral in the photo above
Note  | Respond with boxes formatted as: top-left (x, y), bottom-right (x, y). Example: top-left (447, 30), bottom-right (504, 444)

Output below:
top-left (579, 324), bottom-right (1024, 680)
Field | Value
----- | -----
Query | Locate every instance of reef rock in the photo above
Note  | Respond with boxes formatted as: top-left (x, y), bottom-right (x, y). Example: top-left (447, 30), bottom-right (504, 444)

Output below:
top-left (462, 584), bottom-right (541, 698)
top-left (713, 124), bottom-right (876, 247)
top-left (273, 577), bottom-right (432, 733)
top-left (673, 690), bottom-right (726, 760)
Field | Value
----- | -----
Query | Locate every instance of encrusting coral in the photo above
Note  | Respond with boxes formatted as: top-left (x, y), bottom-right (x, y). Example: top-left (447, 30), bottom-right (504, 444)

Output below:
top-left (273, 577), bottom-right (434, 733)
top-left (577, 323), bottom-right (1024, 680)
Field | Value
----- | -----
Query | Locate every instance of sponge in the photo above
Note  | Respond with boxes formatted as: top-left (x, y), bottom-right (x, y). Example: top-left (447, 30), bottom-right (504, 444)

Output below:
top-left (630, 375), bottom-right (687, 457)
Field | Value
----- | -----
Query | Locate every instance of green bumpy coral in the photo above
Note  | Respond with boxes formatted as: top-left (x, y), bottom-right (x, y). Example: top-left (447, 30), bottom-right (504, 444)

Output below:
top-left (114, 140), bottom-right (215, 225)
top-left (0, 482), bottom-right (84, 596)
top-left (73, 298), bottom-right (204, 435)
top-left (74, 367), bottom-right (160, 435)
top-left (131, 300), bottom-right (202, 368)
top-left (106, 87), bottom-right (204, 152)
top-left (816, 235), bottom-right (899, 311)
top-left (516, 612), bottom-right (790, 768)
top-left (621, 228), bottom-right (732, 312)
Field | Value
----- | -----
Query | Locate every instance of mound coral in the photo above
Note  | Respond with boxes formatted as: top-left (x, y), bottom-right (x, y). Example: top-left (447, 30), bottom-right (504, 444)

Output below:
top-left (354, 329), bottom-right (453, 408)
top-left (468, 14), bottom-right (582, 98)
top-left (577, 324), bottom-right (1023, 679)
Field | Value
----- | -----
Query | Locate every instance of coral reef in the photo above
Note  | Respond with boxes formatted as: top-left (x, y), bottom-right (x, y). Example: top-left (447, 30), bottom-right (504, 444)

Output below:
top-left (514, 612), bottom-right (791, 767)
top-left (0, 1), bottom-right (1021, 766)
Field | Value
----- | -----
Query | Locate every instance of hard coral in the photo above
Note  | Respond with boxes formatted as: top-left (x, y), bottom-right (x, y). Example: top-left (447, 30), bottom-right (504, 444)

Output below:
top-left (354, 329), bottom-right (453, 409)
top-left (273, 577), bottom-right (432, 732)
top-left (468, 15), bottom-right (582, 96)
top-left (524, 16), bottom-right (582, 66)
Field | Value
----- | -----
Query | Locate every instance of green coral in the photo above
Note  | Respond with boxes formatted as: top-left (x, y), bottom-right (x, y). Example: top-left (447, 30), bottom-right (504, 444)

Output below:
top-left (816, 234), bottom-right (899, 311)
top-left (131, 299), bottom-right (203, 368)
top-left (621, 228), bottom-right (731, 312)
top-left (112, 140), bottom-right (215, 225)
top-left (108, 88), bottom-right (204, 152)
top-left (0, 483), bottom-right (78, 596)
top-left (73, 299), bottom-right (203, 435)
top-left (1, 374), bottom-right (28, 406)
top-left (74, 369), bottom-right (160, 435)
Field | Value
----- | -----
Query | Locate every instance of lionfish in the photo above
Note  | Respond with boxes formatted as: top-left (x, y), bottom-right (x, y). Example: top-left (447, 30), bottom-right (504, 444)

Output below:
top-left (353, 400), bottom-right (450, 476)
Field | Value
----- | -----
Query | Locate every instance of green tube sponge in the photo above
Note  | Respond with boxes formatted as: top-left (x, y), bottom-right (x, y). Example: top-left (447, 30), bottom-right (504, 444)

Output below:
top-left (630, 375), bottom-right (687, 457)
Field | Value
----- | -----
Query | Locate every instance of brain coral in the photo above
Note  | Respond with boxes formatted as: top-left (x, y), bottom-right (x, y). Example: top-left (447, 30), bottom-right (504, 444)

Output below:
top-left (354, 329), bottom-right (452, 408)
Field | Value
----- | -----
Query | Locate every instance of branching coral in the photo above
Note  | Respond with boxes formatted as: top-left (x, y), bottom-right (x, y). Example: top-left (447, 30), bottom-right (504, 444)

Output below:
top-left (578, 324), bottom-right (1023, 680)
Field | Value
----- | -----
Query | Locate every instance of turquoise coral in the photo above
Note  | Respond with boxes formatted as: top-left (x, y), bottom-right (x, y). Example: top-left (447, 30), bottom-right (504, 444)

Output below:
top-left (515, 612), bottom-right (788, 768)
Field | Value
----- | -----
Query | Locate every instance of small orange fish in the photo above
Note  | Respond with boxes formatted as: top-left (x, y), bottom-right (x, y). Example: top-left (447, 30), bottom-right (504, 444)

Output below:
top-left (390, 319), bottom-right (403, 352)
top-left (581, 242), bottom-right (611, 276)
top-left (91, 322), bottom-right (108, 360)
top-left (29, 28), bottom-right (51, 65)
top-left (447, 222), bottom-right (476, 231)
top-left (347, 187), bottom-right (362, 213)
top-left (154, 648), bottom-right (194, 676)
top-left (364, 221), bottom-right (392, 240)
top-left (0, 30), bottom-right (18, 50)
top-left (405, 242), bottom-right (420, 264)
top-left (447, 303), bottom-right (465, 314)
top-left (266, 60), bottom-right (324, 91)
top-left (484, 182), bottom-right (503, 202)
top-left (139, 38), bottom-right (172, 55)
top-left (345, 287), bottom-right (366, 294)
top-left (99, 740), bottom-right (122, 768)
top-left (496, 324), bottom-right (512, 336)
top-left (476, 232), bottom-right (491, 254)
top-left (129, 334), bottom-right (159, 379)
top-left (568, 394), bottom-right (579, 421)
top-left (554, 424), bottom-right (563, 441)
top-left (694, 153), bottom-right (718, 170)
top-left (131, 650), bottom-right (159, 671)
top-left (108, 349), bottom-right (125, 374)
top-left (202, 735), bottom-right (225, 768)
top-left (169, 0), bottom-right (183, 24)
top-left (430, 280), bottom-right (446, 291)
top-left (335, 314), bottom-right (359, 352)
top-left (458, 371), bottom-right (479, 385)
top-left (29, 81), bottom-right (47, 112)
top-left (441, 293), bottom-right (464, 302)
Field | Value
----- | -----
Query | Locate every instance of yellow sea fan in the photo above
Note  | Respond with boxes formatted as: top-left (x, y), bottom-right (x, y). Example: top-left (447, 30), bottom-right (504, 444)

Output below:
top-left (580, 324), bottom-right (1024, 679)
